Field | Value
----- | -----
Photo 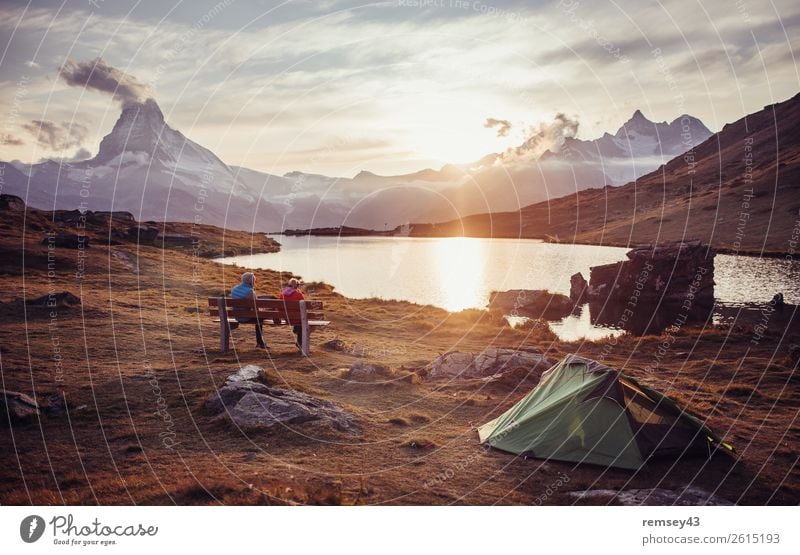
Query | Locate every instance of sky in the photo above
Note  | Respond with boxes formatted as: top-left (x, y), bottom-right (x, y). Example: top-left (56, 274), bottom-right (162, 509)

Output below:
top-left (0, 0), bottom-right (798, 177)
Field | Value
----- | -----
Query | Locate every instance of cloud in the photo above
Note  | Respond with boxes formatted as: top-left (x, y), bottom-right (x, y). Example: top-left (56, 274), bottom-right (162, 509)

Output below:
top-left (21, 120), bottom-right (89, 150)
top-left (502, 113), bottom-right (580, 162)
top-left (0, 134), bottom-right (24, 146)
top-left (69, 148), bottom-right (92, 162)
top-left (484, 118), bottom-right (512, 137)
top-left (59, 58), bottom-right (152, 107)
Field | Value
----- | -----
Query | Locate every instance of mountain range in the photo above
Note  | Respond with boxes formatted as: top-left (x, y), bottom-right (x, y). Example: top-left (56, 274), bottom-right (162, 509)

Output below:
top-left (407, 92), bottom-right (800, 255)
top-left (1, 98), bottom-right (712, 232)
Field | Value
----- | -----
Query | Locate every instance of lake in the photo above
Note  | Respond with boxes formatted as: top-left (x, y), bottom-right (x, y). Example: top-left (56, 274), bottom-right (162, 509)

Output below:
top-left (217, 235), bottom-right (800, 341)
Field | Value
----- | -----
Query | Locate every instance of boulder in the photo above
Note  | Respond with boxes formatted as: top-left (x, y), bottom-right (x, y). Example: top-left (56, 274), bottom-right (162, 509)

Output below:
top-left (203, 366), bottom-right (358, 433)
top-left (570, 272), bottom-right (589, 304)
top-left (225, 364), bottom-right (268, 384)
top-left (588, 240), bottom-right (714, 307)
top-left (42, 232), bottom-right (90, 249)
top-left (0, 194), bottom-right (25, 212)
top-left (1, 390), bottom-right (40, 424)
top-left (322, 339), bottom-right (347, 351)
top-left (488, 289), bottom-right (574, 320)
top-left (347, 361), bottom-right (392, 378)
top-left (157, 233), bottom-right (194, 247)
top-left (25, 291), bottom-right (81, 308)
top-left (126, 225), bottom-right (159, 243)
top-left (202, 381), bottom-right (271, 416)
top-left (425, 348), bottom-right (553, 379)
top-left (43, 391), bottom-right (67, 416)
top-left (51, 209), bottom-right (85, 225)
top-left (89, 211), bottom-right (136, 224)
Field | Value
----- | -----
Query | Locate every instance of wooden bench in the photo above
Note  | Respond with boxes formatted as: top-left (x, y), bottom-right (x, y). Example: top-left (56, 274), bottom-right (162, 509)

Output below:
top-left (207, 297), bottom-right (329, 356)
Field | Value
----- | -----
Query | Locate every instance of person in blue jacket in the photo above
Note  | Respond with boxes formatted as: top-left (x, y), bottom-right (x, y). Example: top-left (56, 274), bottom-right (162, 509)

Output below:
top-left (231, 272), bottom-right (266, 349)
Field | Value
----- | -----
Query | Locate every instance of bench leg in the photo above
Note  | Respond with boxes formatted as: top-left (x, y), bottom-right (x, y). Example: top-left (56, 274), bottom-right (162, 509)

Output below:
top-left (299, 301), bottom-right (310, 356)
top-left (221, 320), bottom-right (231, 353)
top-left (219, 297), bottom-right (230, 353)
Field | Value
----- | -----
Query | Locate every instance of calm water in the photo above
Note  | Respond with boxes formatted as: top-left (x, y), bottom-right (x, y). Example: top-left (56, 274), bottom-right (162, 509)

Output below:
top-left (218, 236), bottom-right (800, 340)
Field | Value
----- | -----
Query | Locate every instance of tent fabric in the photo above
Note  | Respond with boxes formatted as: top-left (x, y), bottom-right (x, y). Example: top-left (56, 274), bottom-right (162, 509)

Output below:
top-left (478, 355), bottom-right (732, 470)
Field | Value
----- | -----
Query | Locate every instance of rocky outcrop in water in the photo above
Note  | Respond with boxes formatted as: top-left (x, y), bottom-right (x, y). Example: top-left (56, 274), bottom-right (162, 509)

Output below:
top-left (584, 240), bottom-right (715, 306)
top-left (568, 240), bottom-right (716, 335)
top-left (488, 289), bottom-right (574, 320)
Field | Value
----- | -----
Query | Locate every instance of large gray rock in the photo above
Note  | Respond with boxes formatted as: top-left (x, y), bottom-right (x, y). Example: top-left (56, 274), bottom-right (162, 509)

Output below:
top-left (203, 366), bottom-right (358, 433)
top-left (425, 348), bottom-right (554, 379)
top-left (588, 240), bottom-right (715, 307)
top-left (1, 390), bottom-right (40, 424)
top-left (225, 364), bottom-right (267, 384)
top-left (202, 382), bottom-right (270, 416)
top-left (570, 272), bottom-right (589, 304)
top-left (488, 290), bottom-right (574, 320)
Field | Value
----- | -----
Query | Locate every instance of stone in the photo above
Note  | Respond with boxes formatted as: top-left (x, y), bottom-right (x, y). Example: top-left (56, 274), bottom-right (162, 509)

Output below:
top-left (0, 194), bottom-right (25, 212)
top-left (202, 382), bottom-right (271, 416)
top-left (583, 240), bottom-right (716, 335)
top-left (127, 225), bottom-right (160, 243)
top-left (89, 211), bottom-right (136, 224)
top-left (157, 233), bottom-right (194, 247)
top-left (42, 232), bottom-right (90, 249)
top-left (568, 486), bottom-right (733, 506)
top-left (111, 250), bottom-right (139, 273)
top-left (488, 289), bottom-right (574, 320)
top-left (203, 366), bottom-right (358, 433)
top-left (348, 361), bottom-right (392, 378)
top-left (570, 272), bottom-right (589, 304)
top-left (425, 348), bottom-right (554, 380)
top-left (322, 339), bottom-right (346, 351)
top-left (52, 209), bottom-right (87, 225)
top-left (25, 291), bottom-right (81, 308)
top-left (588, 240), bottom-right (715, 307)
top-left (43, 391), bottom-right (67, 416)
top-left (1, 390), bottom-right (40, 424)
top-left (227, 392), bottom-right (318, 430)
top-left (225, 364), bottom-right (267, 384)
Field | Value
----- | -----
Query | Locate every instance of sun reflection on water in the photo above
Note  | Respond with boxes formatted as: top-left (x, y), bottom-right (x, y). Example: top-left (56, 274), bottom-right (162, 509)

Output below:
top-left (432, 236), bottom-right (487, 312)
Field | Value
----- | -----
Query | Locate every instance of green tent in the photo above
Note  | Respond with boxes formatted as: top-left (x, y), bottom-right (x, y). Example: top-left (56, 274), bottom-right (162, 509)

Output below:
top-left (478, 355), bottom-right (734, 470)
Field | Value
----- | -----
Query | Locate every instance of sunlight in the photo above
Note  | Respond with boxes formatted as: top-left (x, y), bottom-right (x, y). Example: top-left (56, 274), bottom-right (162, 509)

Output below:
top-left (431, 237), bottom-right (487, 312)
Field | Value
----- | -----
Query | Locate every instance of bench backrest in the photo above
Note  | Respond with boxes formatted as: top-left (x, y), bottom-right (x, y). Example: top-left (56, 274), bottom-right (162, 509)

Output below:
top-left (207, 297), bottom-right (323, 325)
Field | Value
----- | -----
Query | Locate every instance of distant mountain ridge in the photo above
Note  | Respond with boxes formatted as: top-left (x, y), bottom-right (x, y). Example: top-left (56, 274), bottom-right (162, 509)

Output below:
top-left (1, 99), bottom-right (714, 232)
top-left (541, 110), bottom-right (712, 184)
top-left (405, 92), bottom-right (800, 255)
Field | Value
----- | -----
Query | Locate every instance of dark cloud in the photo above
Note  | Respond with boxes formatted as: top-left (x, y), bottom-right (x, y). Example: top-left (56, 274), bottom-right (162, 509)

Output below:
top-left (69, 147), bottom-right (92, 162)
top-left (0, 134), bottom-right (24, 146)
top-left (502, 113), bottom-right (579, 161)
top-left (59, 58), bottom-right (152, 107)
top-left (484, 117), bottom-right (512, 137)
top-left (21, 120), bottom-right (88, 150)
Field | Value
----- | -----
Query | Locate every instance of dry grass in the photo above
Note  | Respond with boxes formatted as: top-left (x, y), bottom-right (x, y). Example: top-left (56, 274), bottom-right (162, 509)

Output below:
top-left (1, 202), bottom-right (799, 505)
